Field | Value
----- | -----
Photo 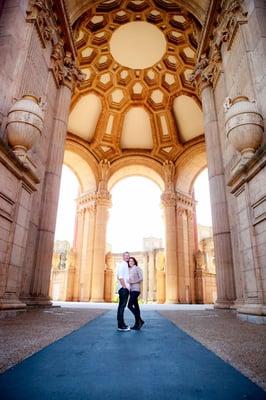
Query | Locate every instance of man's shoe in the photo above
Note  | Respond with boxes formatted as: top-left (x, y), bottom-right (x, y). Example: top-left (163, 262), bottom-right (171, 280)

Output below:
top-left (139, 318), bottom-right (144, 327)
top-left (117, 326), bottom-right (130, 331)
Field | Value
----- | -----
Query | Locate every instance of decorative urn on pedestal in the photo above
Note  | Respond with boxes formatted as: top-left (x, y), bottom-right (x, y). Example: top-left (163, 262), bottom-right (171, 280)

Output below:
top-left (224, 96), bottom-right (263, 160)
top-left (6, 95), bottom-right (44, 161)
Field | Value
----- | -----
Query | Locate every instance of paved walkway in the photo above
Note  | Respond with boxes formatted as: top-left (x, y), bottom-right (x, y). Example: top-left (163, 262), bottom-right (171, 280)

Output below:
top-left (0, 310), bottom-right (265, 400)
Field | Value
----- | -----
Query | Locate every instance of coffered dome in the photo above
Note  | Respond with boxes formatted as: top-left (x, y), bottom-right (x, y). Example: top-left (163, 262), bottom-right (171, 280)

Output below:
top-left (67, 0), bottom-right (205, 162)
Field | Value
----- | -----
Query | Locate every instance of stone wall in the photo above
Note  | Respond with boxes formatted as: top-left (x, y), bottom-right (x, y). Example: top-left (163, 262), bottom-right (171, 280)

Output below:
top-left (0, 0), bottom-right (79, 309)
top-left (212, 0), bottom-right (266, 318)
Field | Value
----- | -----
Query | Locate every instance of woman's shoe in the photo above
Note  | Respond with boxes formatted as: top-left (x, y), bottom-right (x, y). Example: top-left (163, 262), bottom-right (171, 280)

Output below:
top-left (131, 322), bottom-right (141, 330)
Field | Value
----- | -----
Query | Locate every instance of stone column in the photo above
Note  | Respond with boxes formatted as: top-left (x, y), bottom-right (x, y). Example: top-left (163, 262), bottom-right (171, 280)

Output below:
top-left (201, 83), bottom-right (236, 308)
top-left (155, 251), bottom-right (166, 304)
top-left (161, 161), bottom-right (178, 303)
top-left (90, 160), bottom-right (111, 302)
top-left (79, 194), bottom-right (96, 301)
top-left (72, 208), bottom-right (85, 301)
top-left (30, 83), bottom-right (72, 304)
top-left (90, 193), bottom-right (111, 301)
top-left (176, 204), bottom-right (189, 303)
top-left (187, 209), bottom-right (196, 303)
top-left (142, 254), bottom-right (148, 303)
top-left (161, 192), bottom-right (178, 303)
top-left (147, 250), bottom-right (155, 302)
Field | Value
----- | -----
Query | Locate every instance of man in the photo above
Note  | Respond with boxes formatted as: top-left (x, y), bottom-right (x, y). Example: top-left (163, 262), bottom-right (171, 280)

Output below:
top-left (116, 251), bottom-right (130, 331)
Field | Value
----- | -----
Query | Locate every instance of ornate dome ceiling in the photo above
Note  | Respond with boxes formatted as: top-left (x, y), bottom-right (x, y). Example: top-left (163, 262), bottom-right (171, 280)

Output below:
top-left (67, 0), bottom-right (206, 163)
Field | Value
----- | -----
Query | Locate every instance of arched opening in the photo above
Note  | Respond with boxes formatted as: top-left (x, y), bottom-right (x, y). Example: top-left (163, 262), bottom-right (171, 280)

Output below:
top-left (107, 175), bottom-right (164, 303)
top-left (50, 165), bottom-right (80, 301)
top-left (193, 168), bottom-right (217, 304)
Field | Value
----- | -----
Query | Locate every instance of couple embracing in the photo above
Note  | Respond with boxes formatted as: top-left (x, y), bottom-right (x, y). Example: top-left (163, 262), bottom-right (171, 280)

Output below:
top-left (116, 252), bottom-right (144, 332)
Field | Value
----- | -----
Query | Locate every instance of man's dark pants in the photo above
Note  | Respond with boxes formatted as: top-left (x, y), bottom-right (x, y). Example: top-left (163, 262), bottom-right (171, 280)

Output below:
top-left (117, 288), bottom-right (129, 328)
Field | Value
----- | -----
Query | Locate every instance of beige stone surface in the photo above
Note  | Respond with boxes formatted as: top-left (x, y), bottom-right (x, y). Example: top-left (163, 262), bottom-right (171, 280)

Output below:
top-left (0, 307), bottom-right (106, 373)
top-left (160, 309), bottom-right (266, 390)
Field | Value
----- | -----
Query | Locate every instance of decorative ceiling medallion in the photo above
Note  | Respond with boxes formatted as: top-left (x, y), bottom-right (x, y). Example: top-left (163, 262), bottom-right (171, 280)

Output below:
top-left (109, 21), bottom-right (167, 69)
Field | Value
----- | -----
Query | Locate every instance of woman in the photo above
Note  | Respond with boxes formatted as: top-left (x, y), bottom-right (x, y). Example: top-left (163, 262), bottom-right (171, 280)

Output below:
top-left (128, 256), bottom-right (144, 330)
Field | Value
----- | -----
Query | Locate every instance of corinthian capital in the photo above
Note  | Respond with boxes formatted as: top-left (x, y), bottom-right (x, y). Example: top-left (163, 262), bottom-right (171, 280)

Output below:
top-left (189, 54), bottom-right (218, 93)
top-left (51, 43), bottom-right (86, 90)
top-left (161, 191), bottom-right (176, 208)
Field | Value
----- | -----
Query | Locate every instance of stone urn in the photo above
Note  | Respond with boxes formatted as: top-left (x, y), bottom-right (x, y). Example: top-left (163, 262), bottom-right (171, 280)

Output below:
top-left (224, 96), bottom-right (263, 159)
top-left (6, 95), bottom-right (44, 155)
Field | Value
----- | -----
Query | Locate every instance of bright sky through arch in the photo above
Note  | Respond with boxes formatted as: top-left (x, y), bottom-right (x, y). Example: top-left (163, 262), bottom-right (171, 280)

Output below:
top-left (55, 166), bottom-right (213, 249)
top-left (107, 176), bottom-right (164, 252)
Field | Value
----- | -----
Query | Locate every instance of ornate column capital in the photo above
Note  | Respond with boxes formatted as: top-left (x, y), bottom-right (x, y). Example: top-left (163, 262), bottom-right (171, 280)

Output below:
top-left (51, 42), bottom-right (85, 90)
top-left (161, 191), bottom-right (176, 208)
top-left (176, 190), bottom-right (195, 217)
top-left (77, 192), bottom-right (97, 215)
top-left (189, 54), bottom-right (218, 94)
top-left (95, 191), bottom-right (112, 208)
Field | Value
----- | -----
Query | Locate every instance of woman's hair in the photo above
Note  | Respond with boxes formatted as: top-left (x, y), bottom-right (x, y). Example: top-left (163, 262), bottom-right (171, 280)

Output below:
top-left (129, 256), bottom-right (138, 266)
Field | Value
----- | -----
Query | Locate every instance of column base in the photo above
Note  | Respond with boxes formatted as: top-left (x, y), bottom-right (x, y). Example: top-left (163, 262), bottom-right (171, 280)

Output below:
top-left (214, 300), bottom-right (235, 309)
top-left (237, 303), bottom-right (266, 316)
top-left (0, 299), bottom-right (26, 310)
top-left (90, 298), bottom-right (104, 302)
top-left (21, 296), bottom-right (52, 307)
top-left (237, 302), bottom-right (266, 324)
top-left (165, 299), bottom-right (178, 304)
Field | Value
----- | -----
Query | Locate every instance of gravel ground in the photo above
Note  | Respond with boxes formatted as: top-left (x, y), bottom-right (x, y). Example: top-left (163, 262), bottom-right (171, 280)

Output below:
top-left (159, 309), bottom-right (266, 391)
top-left (0, 307), bottom-right (106, 373)
top-left (1, 306), bottom-right (265, 393)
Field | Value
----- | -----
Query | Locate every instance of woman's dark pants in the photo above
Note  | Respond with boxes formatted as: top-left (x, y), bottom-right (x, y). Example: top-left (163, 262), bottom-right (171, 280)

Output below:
top-left (128, 290), bottom-right (141, 322)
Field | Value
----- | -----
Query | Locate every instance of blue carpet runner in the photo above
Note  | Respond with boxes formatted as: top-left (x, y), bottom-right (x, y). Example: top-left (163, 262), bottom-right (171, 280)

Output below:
top-left (0, 310), bottom-right (265, 400)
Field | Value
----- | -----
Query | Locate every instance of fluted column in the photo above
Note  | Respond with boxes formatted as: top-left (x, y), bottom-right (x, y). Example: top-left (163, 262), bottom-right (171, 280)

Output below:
top-left (176, 204), bottom-right (189, 303)
top-left (161, 161), bottom-right (178, 303)
top-left (201, 83), bottom-right (236, 308)
top-left (72, 208), bottom-right (85, 301)
top-left (148, 250), bottom-right (155, 302)
top-left (187, 208), bottom-right (196, 303)
top-left (161, 192), bottom-right (178, 303)
top-left (80, 196), bottom-right (96, 301)
top-left (90, 193), bottom-right (111, 301)
top-left (31, 83), bottom-right (72, 304)
top-left (90, 160), bottom-right (111, 302)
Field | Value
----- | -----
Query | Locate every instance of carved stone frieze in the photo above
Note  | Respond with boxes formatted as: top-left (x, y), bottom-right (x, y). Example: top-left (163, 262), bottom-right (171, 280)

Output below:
top-left (26, 0), bottom-right (56, 47)
top-left (27, 0), bottom-right (84, 91)
top-left (162, 160), bottom-right (175, 192)
top-left (51, 41), bottom-right (85, 89)
top-left (77, 192), bottom-right (97, 214)
top-left (176, 190), bottom-right (194, 217)
top-left (191, 0), bottom-right (247, 93)
top-left (219, 0), bottom-right (248, 50)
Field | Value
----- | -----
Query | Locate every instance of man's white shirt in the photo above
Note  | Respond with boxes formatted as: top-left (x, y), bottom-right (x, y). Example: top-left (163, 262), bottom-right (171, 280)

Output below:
top-left (116, 260), bottom-right (130, 290)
